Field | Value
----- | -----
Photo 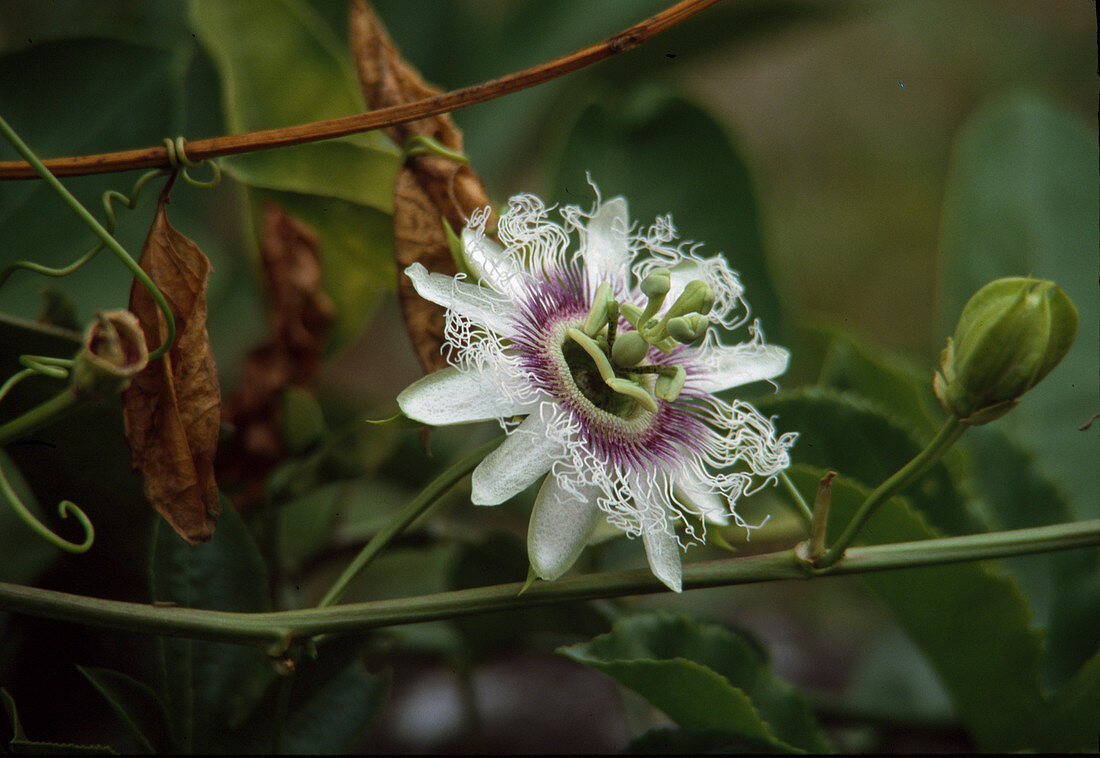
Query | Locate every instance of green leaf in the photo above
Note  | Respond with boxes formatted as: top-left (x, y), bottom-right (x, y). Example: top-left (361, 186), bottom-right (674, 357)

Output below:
top-left (559, 612), bottom-right (828, 753)
top-left (808, 323), bottom-right (942, 435)
top-left (0, 38), bottom-right (184, 325)
top-left (149, 497), bottom-right (271, 753)
top-left (962, 426), bottom-right (1100, 689)
top-left (937, 91), bottom-right (1099, 517)
top-left (220, 134), bottom-right (399, 213)
top-left (549, 87), bottom-right (786, 342)
top-left (274, 663), bottom-right (388, 754)
top-left (1049, 649), bottom-right (1100, 752)
top-left (189, 0), bottom-right (402, 349)
top-left (624, 726), bottom-right (794, 755)
top-left (230, 637), bottom-right (389, 754)
top-left (76, 667), bottom-right (173, 754)
top-left (754, 387), bottom-right (983, 537)
top-left (188, 0), bottom-right (364, 130)
top-left (789, 466), bottom-right (1049, 751)
top-left (2, 688), bottom-right (117, 754)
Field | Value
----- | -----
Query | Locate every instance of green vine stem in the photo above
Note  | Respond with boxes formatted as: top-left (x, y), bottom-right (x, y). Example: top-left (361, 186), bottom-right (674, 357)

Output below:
top-left (317, 434), bottom-right (505, 608)
top-left (0, 519), bottom-right (1094, 655)
top-left (814, 415), bottom-right (966, 568)
top-left (0, 113), bottom-right (176, 361)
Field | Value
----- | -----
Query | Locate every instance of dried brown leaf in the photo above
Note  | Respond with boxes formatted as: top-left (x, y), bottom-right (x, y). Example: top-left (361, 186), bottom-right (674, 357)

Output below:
top-left (350, 0), bottom-right (495, 372)
top-left (392, 167), bottom-right (451, 372)
top-left (216, 203), bottom-right (335, 509)
top-left (122, 196), bottom-right (221, 544)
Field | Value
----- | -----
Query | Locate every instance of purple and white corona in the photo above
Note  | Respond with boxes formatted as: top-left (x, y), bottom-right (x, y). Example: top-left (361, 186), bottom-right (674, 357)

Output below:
top-left (398, 186), bottom-right (796, 591)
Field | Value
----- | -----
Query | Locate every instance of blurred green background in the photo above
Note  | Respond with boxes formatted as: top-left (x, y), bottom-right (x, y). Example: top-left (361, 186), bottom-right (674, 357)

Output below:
top-left (0, 1), bottom-right (1095, 753)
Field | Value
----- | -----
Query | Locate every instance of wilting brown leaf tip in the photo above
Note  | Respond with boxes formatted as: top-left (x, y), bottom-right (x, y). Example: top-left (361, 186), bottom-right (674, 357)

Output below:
top-left (215, 203), bottom-right (335, 511)
top-left (122, 199), bottom-right (221, 544)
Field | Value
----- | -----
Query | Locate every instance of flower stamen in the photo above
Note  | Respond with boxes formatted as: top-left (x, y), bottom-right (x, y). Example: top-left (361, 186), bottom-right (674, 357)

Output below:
top-left (565, 327), bottom-right (659, 413)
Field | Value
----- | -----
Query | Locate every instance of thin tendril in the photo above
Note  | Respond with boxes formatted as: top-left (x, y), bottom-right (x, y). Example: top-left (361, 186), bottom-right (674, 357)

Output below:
top-left (0, 113), bottom-right (177, 360)
top-left (0, 368), bottom-right (94, 553)
top-left (163, 136), bottom-right (222, 188)
top-left (0, 168), bottom-right (164, 290)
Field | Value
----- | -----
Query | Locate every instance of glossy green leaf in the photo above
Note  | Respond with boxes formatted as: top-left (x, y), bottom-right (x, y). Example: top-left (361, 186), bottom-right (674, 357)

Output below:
top-left (149, 498), bottom-right (270, 753)
top-left (754, 387), bottom-right (984, 537)
top-left (559, 612), bottom-right (829, 753)
top-left (189, 0), bottom-right (364, 130)
top-left (937, 91), bottom-right (1099, 517)
top-left (549, 88), bottom-right (785, 342)
top-left (2, 688), bottom-right (116, 754)
top-left (789, 466), bottom-right (1050, 751)
top-left (76, 667), bottom-right (173, 754)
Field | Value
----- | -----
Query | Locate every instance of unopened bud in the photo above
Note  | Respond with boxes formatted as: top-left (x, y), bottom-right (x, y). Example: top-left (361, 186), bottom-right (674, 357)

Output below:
top-left (934, 277), bottom-right (1078, 425)
top-left (71, 311), bottom-right (149, 400)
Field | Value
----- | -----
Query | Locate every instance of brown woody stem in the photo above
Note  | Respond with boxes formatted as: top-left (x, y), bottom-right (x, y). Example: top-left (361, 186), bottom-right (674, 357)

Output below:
top-left (0, 0), bottom-right (721, 180)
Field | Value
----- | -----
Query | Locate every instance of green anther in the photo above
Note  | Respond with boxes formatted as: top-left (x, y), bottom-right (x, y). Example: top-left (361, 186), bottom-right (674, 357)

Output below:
top-left (566, 328), bottom-right (616, 382)
top-left (605, 377), bottom-right (659, 413)
top-left (611, 330), bottom-right (649, 367)
top-left (665, 280), bottom-right (715, 320)
top-left (640, 268), bottom-right (671, 298)
top-left (620, 302), bottom-right (644, 329)
top-left (654, 365), bottom-right (687, 402)
top-left (667, 314), bottom-right (709, 344)
top-left (648, 279), bottom-right (714, 345)
top-left (583, 282), bottom-right (615, 336)
top-left (638, 268), bottom-right (672, 326)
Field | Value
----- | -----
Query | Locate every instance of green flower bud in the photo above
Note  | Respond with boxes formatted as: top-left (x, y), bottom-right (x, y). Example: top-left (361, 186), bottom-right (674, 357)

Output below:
top-left (934, 277), bottom-right (1078, 425)
top-left (71, 310), bottom-right (149, 400)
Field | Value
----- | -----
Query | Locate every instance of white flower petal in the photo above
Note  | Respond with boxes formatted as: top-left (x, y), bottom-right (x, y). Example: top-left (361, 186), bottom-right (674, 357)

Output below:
top-left (642, 525), bottom-right (683, 593)
top-left (461, 228), bottom-right (526, 298)
top-left (471, 410), bottom-right (563, 505)
top-left (674, 466), bottom-right (729, 526)
top-left (404, 262), bottom-right (513, 334)
top-left (692, 343), bottom-right (789, 394)
top-left (527, 478), bottom-right (603, 581)
top-left (398, 366), bottom-right (537, 426)
top-left (582, 197), bottom-right (631, 282)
